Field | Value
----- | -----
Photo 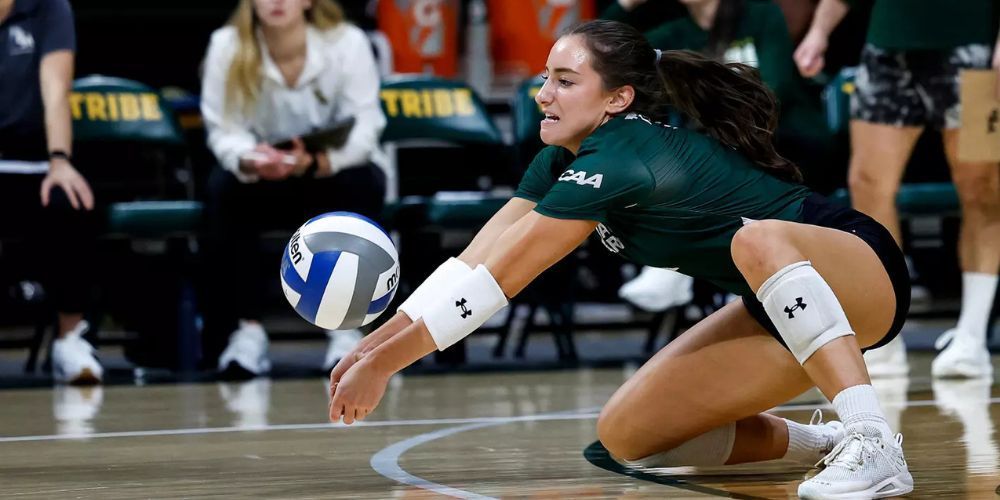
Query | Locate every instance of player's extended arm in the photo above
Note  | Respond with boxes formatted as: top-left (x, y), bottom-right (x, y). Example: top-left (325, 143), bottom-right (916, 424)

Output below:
top-left (328, 212), bottom-right (596, 423)
top-left (327, 197), bottom-right (538, 383)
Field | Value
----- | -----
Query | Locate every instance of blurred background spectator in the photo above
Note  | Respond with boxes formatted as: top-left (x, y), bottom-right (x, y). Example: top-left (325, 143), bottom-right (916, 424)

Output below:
top-left (0, 0), bottom-right (103, 384)
top-left (199, 0), bottom-right (389, 378)
top-left (795, 0), bottom-right (1000, 379)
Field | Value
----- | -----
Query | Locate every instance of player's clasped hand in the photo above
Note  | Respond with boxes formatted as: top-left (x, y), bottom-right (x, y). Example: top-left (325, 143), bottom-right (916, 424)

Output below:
top-left (328, 356), bottom-right (390, 425)
top-left (328, 348), bottom-right (363, 393)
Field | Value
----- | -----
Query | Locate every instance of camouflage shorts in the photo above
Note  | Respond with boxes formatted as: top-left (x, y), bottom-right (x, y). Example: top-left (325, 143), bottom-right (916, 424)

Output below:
top-left (851, 43), bottom-right (992, 129)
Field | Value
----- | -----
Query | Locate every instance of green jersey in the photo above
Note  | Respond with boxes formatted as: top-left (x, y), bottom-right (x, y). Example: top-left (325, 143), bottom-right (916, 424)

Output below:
top-left (514, 114), bottom-right (810, 296)
top-left (844, 0), bottom-right (997, 50)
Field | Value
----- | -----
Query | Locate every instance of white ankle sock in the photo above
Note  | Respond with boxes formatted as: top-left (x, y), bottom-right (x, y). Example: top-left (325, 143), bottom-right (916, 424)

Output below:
top-left (832, 384), bottom-right (894, 441)
top-left (955, 272), bottom-right (999, 345)
top-left (783, 419), bottom-right (827, 463)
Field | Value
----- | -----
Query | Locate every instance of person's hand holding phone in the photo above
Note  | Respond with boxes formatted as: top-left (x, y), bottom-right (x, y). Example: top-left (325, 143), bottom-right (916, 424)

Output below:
top-left (284, 137), bottom-right (315, 177)
top-left (242, 143), bottom-right (296, 181)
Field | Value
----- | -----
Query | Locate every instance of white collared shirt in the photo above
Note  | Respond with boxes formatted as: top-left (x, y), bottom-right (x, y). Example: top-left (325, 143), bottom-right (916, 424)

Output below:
top-left (200, 23), bottom-right (389, 189)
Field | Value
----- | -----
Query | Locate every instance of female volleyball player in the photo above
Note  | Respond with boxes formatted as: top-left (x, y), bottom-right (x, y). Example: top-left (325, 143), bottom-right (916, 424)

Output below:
top-left (328, 20), bottom-right (913, 498)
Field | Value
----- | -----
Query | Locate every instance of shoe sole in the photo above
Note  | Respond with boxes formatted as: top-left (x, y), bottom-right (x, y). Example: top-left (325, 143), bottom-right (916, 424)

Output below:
top-left (799, 472), bottom-right (914, 499)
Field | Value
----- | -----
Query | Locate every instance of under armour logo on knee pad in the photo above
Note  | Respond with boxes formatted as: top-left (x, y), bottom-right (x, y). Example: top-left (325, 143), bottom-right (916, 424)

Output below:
top-left (784, 297), bottom-right (807, 318)
top-left (456, 298), bottom-right (472, 318)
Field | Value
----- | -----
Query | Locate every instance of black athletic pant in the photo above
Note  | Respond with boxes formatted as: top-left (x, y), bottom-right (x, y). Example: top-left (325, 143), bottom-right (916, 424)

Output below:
top-left (0, 173), bottom-right (100, 314)
top-left (200, 163), bottom-right (386, 361)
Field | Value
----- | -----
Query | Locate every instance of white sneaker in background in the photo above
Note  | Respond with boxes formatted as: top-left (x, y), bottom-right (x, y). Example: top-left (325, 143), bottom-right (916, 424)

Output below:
top-left (324, 329), bottom-right (363, 372)
top-left (52, 320), bottom-right (103, 385)
top-left (870, 376), bottom-right (909, 437)
top-left (933, 378), bottom-right (999, 475)
top-left (618, 266), bottom-right (694, 313)
top-left (218, 320), bottom-right (271, 377)
top-left (218, 378), bottom-right (271, 428)
top-left (863, 335), bottom-right (909, 378)
top-left (52, 385), bottom-right (103, 436)
top-left (799, 432), bottom-right (914, 499)
top-left (931, 328), bottom-right (993, 379)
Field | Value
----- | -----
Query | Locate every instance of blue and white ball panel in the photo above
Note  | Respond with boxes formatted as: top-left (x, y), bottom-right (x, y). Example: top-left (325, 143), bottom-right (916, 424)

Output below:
top-left (282, 228), bottom-right (315, 309)
top-left (280, 212), bottom-right (399, 330)
top-left (315, 251), bottom-right (359, 330)
top-left (303, 212), bottom-right (397, 261)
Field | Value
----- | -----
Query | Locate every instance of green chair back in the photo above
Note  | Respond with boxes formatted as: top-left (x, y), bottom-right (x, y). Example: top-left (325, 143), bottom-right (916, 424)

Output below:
top-left (822, 67), bottom-right (858, 135)
top-left (71, 75), bottom-right (184, 145)
top-left (379, 76), bottom-right (503, 145)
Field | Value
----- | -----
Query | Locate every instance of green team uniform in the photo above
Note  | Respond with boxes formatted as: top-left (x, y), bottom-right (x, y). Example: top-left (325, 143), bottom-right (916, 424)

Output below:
top-left (642, 1), bottom-right (828, 144)
top-left (843, 0), bottom-right (997, 50)
top-left (514, 114), bottom-right (810, 297)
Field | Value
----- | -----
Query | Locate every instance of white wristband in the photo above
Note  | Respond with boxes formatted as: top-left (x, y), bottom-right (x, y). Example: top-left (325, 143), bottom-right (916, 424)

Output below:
top-left (422, 264), bottom-right (509, 351)
top-left (397, 257), bottom-right (472, 321)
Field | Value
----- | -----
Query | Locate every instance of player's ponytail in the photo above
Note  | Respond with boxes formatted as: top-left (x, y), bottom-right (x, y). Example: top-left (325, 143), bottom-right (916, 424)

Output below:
top-left (567, 20), bottom-right (802, 184)
top-left (655, 51), bottom-right (801, 183)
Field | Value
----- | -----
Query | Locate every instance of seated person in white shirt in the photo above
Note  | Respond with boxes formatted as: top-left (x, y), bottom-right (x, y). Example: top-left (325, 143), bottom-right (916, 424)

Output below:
top-left (200, 0), bottom-right (390, 378)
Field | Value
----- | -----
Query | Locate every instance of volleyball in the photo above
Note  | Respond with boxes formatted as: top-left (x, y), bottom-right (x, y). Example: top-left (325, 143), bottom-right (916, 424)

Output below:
top-left (280, 212), bottom-right (400, 330)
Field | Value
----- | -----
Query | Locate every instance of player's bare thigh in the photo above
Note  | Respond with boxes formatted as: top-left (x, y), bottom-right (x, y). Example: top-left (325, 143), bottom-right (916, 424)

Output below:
top-left (597, 300), bottom-right (812, 459)
top-left (732, 219), bottom-right (897, 349)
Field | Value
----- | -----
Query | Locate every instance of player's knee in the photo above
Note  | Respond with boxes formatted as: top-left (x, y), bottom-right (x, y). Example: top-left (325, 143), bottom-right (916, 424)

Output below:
top-left (953, 173), bottom-right (1000, 214)
top-left (730, 220), bottom-right (789, 272)
top-left (597, 405), bottom-right (645, 461)
top-left (848, 166), bottom-right (897, 202)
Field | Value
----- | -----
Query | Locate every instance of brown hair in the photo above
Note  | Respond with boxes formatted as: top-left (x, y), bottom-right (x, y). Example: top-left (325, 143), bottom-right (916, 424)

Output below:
top-left (705, 0), bottom-right (746, 60)
top-left (565, 20), bottom-right (802, 183)
top-left (224, 0), bottom-right (345, 116)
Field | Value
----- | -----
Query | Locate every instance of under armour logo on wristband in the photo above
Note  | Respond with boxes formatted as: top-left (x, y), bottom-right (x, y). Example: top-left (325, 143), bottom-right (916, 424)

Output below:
top-left (784, 297), bottom-right (807, 318)
top-left (456, 298), bottom-right (472, 318)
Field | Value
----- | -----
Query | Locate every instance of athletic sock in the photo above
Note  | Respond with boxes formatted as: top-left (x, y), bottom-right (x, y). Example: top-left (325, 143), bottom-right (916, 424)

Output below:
top-left (955, 272), bottom-right (999, 345)
top-left (832, 384), bottom-right (894, 442)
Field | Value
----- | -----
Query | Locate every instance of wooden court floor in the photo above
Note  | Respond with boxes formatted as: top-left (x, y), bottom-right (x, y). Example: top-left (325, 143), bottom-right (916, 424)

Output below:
top-left (1, 352), bottom-right (998, 499)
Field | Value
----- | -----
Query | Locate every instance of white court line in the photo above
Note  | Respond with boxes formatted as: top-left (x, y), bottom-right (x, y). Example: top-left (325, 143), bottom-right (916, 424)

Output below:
top-left (0, 413), bottom-right (601, 444)
top-left (1, 394), bottom-right (991, 445)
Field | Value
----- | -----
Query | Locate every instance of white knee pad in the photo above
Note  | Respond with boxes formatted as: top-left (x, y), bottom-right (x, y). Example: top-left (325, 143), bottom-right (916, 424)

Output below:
top-left (625, 422), bottom-right (735, 468)
top-left (756, 261), bottom-right (854, 364)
